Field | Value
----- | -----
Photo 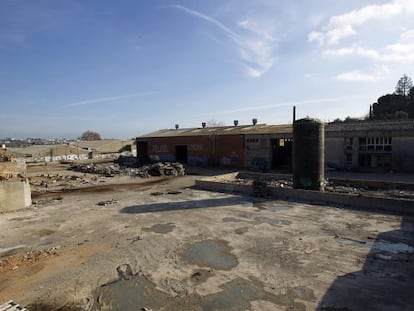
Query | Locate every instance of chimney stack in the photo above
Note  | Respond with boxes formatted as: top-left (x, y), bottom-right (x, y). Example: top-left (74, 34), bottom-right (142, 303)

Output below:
top-left (202, 122), bottom-right (206, 128)
top-left (175, 124), bottom-right (179, 130)
top-left (293, 106), bottom-right (296, 124)
top-left (252, 118), bottom-right (257, 125)
top-left (234, 120), bottom-right (239, 127)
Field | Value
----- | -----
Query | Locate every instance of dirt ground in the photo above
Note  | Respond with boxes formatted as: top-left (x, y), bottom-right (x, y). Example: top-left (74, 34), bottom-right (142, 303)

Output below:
top-left (1, 163), bottom-right (413, 310)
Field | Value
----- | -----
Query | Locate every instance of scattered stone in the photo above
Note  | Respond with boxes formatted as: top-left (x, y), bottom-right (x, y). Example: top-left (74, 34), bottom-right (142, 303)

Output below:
top-left (151, 191), bottom-right (164, 196)
top-left (0, 247), bottom-right (59, 272)
top-left (97, 199), bottom-right (119, 206)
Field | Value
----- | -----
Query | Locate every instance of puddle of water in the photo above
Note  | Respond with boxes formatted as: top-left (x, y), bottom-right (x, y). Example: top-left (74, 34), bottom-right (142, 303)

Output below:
top-left (235, 227), bottom-right (249, 235)
top-left (336, 237), bottom-right (368, 247)
top-left (142, 223), bottom-right (175, 234)
top-left (240, 201), bottom-right (254, 208)
top-left (254, 216), bottom-right (292, 226)
top-left (373, 240), bottom-right (414, 254)
top-left (266, 206), bottom-right (290, 212)
top-left (93, 269), bottom-right (312, 311)
top-left (336, 237), bottom-right (414, 254)
top-left (182, 239), bottom-right (239, 270)
top-left (242, 201), bottom-right (290, 212)
top-left (222, 217), bottom-right (243, 223)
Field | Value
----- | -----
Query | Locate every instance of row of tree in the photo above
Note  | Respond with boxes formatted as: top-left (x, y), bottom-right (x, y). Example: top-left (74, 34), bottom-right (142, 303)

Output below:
top-left (372, 74), bottom-right (414, 120)
top-left (332, 74), bottom-right (414, 123)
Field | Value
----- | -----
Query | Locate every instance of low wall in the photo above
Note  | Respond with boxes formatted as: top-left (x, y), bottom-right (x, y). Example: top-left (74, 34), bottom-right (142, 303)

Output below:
top-left (0, 162), bottom-right (26, 178)
top-left (0, 180), bottom-right (31, 212)
top-left (195, 176), bottom-right (414, 216)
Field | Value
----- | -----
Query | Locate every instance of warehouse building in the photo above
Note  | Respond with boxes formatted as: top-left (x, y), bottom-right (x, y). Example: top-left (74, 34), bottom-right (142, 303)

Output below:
top-left (137, 119), bottom-right (414, 173)
top-left (137, 122), bottom-right (292, 170)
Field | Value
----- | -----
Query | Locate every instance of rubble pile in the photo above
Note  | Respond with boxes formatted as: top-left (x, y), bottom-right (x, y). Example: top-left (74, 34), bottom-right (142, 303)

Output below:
top-left (252, 180), bottom-right (269, 197)
top-left (70, 162), bottom-right (185, 178)
top-left (29, 174), bottom-right (99, 189)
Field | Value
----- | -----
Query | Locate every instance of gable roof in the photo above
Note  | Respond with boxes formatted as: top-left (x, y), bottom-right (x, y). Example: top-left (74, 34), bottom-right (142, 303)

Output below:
top-left (138, 124), bottom-right (293, 138)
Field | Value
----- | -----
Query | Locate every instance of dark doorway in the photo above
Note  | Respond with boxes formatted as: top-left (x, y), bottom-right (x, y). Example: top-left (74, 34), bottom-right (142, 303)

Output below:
top-left (271, 138), bottom-right (292, 171)
top-left (137, 141), bottom-right (149, 164)
top-left (175, 145), bottom-right (188, 163)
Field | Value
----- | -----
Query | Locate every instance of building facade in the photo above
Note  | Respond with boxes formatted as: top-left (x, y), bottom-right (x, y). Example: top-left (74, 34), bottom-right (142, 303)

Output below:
top-left (137, 120), bottom-right (414, 173)
top-left (325, 120), bottom-right (414, 172)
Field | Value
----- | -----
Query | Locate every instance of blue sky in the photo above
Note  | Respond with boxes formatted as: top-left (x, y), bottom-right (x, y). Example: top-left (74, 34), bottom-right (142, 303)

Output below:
top-left (1, 0), bottom-right (413, 138)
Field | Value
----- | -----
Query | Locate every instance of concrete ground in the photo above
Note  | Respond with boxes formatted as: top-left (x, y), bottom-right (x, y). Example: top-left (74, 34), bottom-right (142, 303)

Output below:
top-left (0, 165), bottom-right (413, 311)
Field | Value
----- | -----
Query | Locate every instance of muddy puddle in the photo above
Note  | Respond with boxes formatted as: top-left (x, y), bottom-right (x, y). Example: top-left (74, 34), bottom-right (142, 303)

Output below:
top-left (142, 223), bottom-right (175, 234)
top-left (336, 237), bottom-right (414, 254)
top-left (241, 201), bottom-right (290, 212)
top-left (182, 239), bottom-right (238, 270)
top-left (93, 264), bottom-right (315, 311)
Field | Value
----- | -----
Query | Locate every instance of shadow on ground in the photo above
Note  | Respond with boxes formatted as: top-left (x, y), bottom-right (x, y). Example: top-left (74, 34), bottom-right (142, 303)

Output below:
top-left (120, 196), bottom-right (248, 214)
top-left (317, 215), bottom-right (414, 311)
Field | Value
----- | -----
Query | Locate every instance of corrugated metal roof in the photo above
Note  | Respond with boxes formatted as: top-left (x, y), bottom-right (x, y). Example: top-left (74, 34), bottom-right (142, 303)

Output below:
top-left (138, 124), bottom-right (293, 138)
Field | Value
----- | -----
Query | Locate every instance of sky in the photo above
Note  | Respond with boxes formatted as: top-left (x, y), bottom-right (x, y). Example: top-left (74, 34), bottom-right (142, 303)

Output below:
top-left (1, 0), bottom-right (414, 139)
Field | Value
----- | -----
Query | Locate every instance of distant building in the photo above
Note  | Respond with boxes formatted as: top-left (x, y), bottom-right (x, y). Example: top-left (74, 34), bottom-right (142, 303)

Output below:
top-left (0, 139), bottom-right (136, 163)
top-left (136, 120), bottom-right (414, 173)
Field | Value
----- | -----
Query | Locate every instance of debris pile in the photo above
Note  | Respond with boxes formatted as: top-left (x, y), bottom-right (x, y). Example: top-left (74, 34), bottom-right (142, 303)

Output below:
top-left (70, 164), bottom-right (120, 177)
top-left (0, 247), bottom-right (59, 272)
top-left (252, 180), bottom-right (268, 197)
top-left (70, 162), bottom-right (185, 178)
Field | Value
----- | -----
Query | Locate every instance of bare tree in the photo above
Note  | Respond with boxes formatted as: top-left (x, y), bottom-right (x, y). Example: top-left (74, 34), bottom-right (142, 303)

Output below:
top-left (80, 130), bottom-right (101, 141)
top-left (206, 119), bottom-right (225, 127)
top-left (395, 74), bottom-right (413, 96)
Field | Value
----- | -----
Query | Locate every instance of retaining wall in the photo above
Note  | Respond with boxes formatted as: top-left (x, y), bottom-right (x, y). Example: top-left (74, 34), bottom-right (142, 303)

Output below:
top-left (0, 180), bottom-right (31, 212)
top-left (195, 175), bottom-right (414, 216)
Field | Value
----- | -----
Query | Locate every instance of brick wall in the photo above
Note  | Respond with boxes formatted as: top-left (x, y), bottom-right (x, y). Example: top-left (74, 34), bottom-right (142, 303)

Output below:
top-left (141, 135), bottom-right (245, 168)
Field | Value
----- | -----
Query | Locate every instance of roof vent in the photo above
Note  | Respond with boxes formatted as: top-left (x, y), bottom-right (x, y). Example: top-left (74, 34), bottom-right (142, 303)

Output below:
top-left (202, 122), bottom-right (206, 128)
top-left (175, 124), bottom-right (179, 130)
top-left (252, 118), bottom-right (257, 125)
top-left (234, 120), bottom-right (239, 127)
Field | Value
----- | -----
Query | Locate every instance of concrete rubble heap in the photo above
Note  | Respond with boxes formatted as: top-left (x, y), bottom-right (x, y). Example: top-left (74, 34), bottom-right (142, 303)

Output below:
top-left (70, 162), bottom-right (185, 178)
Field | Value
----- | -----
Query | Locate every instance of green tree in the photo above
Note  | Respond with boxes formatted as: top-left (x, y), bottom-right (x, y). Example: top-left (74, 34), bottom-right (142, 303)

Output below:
top-left (395, 74), bottom-right (413, 96)
top-left (80, 130), bottom-right (101, 141)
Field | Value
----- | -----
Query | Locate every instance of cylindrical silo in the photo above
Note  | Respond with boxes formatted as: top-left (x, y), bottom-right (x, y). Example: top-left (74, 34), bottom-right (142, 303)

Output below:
top-left (293, 118), bottom-right (325, 191)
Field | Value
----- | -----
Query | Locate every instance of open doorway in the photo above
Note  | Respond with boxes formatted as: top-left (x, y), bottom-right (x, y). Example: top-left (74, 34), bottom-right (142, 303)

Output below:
top-left (175, 145), bottom-right (188, 163)
top-left (271, 138), bottom-right (292, 171)
top-left (136, 141), bottom-right (149, 164)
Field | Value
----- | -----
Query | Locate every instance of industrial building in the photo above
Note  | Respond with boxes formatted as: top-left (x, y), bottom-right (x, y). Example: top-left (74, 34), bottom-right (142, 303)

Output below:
top-left (137, 119), bottom-right (414, 173)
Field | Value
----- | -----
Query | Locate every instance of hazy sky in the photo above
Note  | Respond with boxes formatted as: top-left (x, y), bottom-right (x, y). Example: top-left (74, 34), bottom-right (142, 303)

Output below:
top-left (1, 0), bottom-right (413, 138)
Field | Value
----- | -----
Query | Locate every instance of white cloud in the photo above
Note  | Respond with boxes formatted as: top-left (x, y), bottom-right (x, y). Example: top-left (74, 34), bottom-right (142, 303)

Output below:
top-left (323, 28), bottom-right (414, 64)
top-left (169, 5), bottom-right (277, 78)
top-left (215, 95), bottom-right (367, 114)
top-left (61, 92), bottom-right (157, 108)
top-left (323, 46), bottom-right (380, 58)
top-left (335, 70), bottom-right (377, 82)
top-left (309, 0), bottom-right (414, 45)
